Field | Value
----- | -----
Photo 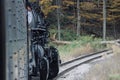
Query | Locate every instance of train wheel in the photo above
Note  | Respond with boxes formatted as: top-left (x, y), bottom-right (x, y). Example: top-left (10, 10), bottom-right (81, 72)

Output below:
top-left (48, 60), bottom-right (59, 79)
top-left (48, 47), bottom-right (59, 79)
top-left (39, 57), bottom-right (49, 80)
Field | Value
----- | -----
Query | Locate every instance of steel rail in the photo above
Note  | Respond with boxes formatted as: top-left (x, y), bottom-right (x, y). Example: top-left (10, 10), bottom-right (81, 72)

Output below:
top-left (60, 49), bottom-right (111, 66)
top-left (54, 49), bottom-right (113, 80)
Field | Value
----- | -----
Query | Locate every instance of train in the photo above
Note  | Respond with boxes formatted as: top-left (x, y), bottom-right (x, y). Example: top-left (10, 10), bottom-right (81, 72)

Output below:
top-left (0, 0), bottom-right (60, 80)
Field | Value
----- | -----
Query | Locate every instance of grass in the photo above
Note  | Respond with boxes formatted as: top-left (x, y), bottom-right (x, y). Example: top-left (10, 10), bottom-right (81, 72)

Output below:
top-left (51, 35), bottom-right (106, 62)
top-left (109, 74), bottom-right (120, 80)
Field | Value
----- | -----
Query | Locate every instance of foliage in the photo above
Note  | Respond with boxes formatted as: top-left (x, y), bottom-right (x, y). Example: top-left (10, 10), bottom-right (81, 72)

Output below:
top-left (40, 0), bottom-right (58, 16)
top-left (60, 29), bottom-right (77, 41)
top-left (39, 0), bottom-right (120, 40)
top-left (49, 28), bottom-right (77, 41)
top-left (80, 2), bottom-right (96, 11)
top-left (56, 35), bottom-right (105, 62)
top-left (39, 0), bottom-right (120, 26)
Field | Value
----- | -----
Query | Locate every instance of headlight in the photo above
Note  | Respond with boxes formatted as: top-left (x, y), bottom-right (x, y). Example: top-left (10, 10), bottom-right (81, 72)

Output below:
top-left (28, 11), bottom-right (33, 25)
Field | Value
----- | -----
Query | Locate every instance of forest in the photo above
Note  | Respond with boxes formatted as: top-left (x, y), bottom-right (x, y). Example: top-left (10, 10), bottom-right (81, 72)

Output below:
top-left (19, 1), bottom-right (120, 80)
top-left (37, 0), bottom-right (120, 41)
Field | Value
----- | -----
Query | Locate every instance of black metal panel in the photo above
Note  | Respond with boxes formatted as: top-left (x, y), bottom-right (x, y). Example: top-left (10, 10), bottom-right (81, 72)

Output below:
top-left (0, 0), bottom-right (6, 80)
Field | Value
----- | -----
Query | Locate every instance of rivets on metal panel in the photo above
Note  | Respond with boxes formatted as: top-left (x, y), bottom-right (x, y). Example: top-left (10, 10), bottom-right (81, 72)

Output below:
top-left (14, 40), bottom-right (17, 42)
top-left (8, 9), bottom-right (12, 12)
top-left (9, 56), bottom-right (13, 59)
top-left (13, 14), bottom-right (16, 16)
top-left (18, 1), bottom-right (20, 3)
top-left (13, 26), bottom-right (16, 29)
top-left (12, 0), bottom-right (15, 3)
top-left (9, 25), bottom-right (12, 27)
top-left (11, 72), bottom-right (13, 74)
top-left (15, 78), bottom-right (17, 80)
top-left (14, 52), bottom-right (17, 55)
top-left (9, 40), bottom-right (12, 43)
top-left (14, 65), bottom-right (18, 68)
top-left (19, 58), bottom-right (22, 60)
top-left (18, 20), bottom-right (20, 22)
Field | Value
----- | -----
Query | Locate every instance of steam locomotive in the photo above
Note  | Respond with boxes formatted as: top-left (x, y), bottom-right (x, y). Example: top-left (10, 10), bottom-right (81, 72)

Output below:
top-left (27, 1), bottom-right (60, 80)
top-left (0, 0), bottom-right (60, 80)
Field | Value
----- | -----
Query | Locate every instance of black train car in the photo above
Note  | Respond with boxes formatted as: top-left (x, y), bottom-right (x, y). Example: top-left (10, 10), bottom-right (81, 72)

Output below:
top-left (0, 0), bottom-right (60, 80)
top-left (27, 1), bottom-right (60, 80)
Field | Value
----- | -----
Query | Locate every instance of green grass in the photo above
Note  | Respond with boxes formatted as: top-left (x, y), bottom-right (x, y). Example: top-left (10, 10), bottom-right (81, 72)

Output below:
top-left (109, 74), bottom-right (120, 80)
top-left (51, 35), bottom-right (106, 62)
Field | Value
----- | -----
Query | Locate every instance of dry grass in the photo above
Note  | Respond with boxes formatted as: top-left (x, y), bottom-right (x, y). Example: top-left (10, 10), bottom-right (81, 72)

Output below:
top-left (111, 44), bottom-right (120, 54)
top-left (71, 43), bottom-right (94, 57)
top-left (60, 54), bottom-right (75, 63)
top-left (59, 43), bottom-right (94, 62)
top-left (84, 45), bottom-right (120, 80)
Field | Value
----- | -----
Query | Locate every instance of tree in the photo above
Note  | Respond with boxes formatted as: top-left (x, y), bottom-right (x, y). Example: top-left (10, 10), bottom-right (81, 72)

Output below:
top-left (39, 0), bottom-right (120, 40)
top-left (103, 0), bottom-right (106, 41)
top-left (77, 0), bottom-right (81, 36)
top-left (40, 0), bottom-right (58, 16)
top-left (56, 0), bottom-right (61, 40)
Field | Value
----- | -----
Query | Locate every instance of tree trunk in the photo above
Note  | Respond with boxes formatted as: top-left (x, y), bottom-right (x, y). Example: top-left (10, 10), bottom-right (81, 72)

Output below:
top-left (56, 0), bottom-right (61, 40)
top-left (77, 0), bottom-right (81, 36)
top-left (103, 0), bottom-right (106, 41)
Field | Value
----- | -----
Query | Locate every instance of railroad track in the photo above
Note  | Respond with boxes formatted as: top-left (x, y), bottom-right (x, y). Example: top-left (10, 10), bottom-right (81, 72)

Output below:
top-left (54, 49), bottom-right (113, 80)
top-left (116, 39), bottom-right (120, 46)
